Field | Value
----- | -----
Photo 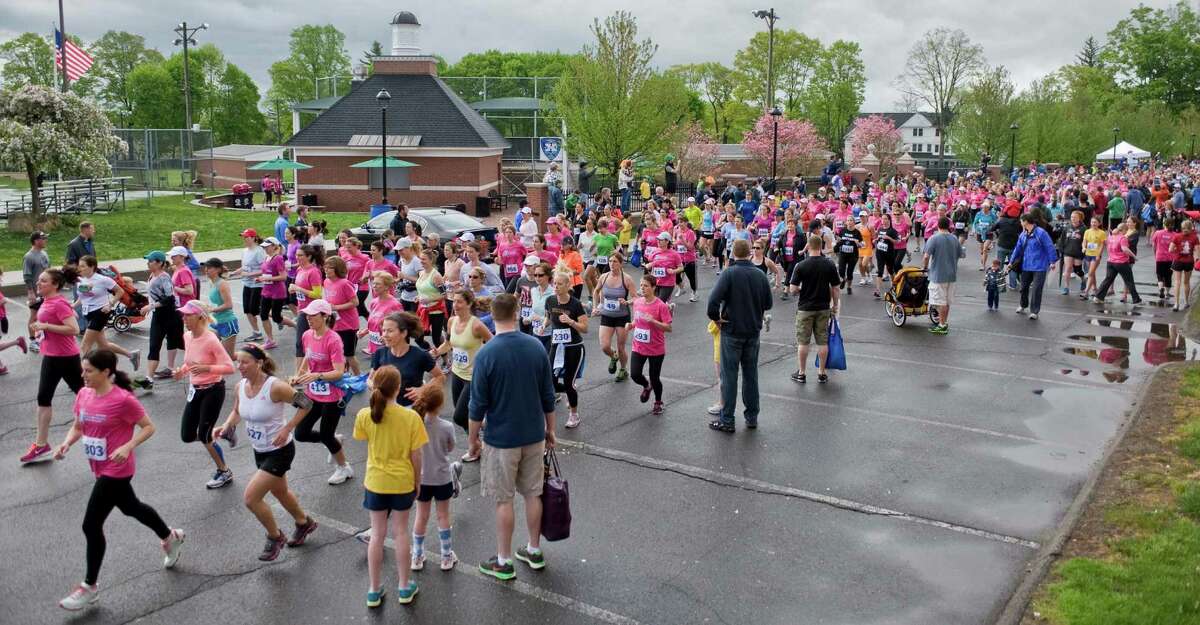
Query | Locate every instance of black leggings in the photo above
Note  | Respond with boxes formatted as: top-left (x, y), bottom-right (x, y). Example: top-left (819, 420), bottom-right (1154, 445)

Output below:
top-left (655, 286), bottom-right (674, 302)
top-left (295, 400), bottom-right (344, 455)
top-left (837, 255), bottom-right (857, 287)
top-left (713, 239), bottom-right (727, 269)
top-left (451, 373), bottom-right (470, 431)
top-left (259, 296), bottom-right (286, 323)
top-left (552, 344), bottom-right (585, 408)
top-left (681, 261), bottom-right (698, 292)
top-left (630, 352), bottom-right (664, 401)
top-left (1095, 262), bottom-right (1141, 301)
top-left (876, 250), bottom-right (898, 277)
top-left (38, 355), bottom-right (84, 407)
top-left (147, 306), bottom-right (184, 362)
top-left (181, 382), bottom-right (225, 445)
top-left (83, 476), bottom-right (170, 585)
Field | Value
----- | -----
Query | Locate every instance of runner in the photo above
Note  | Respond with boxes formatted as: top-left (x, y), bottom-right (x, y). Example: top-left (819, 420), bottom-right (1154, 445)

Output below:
top-left (142, 251), bottom-right (183, 381)
top-left (287, 298), bottom-right (354, 485)
top-left (289, 244), bottom-right (325, 369)
top-left (174, 300), bottom-right (237, 489)
top-left (353, 365), bottom-right (427, 606)
top-left (527, 262), bottom-right (555, 349)
top-left (408, 382), bottom-right (461, 572)
top-left (1081, 216), bottom-right (1107, 299)
top-left (211, 344), bottom-right (318, 562)
top-left (53, 349), bottom-right (185, 611)
top-left (548, 272), bottom-right (588, 428)
top-left (396, 240), bottom-right (421, 313)
top-left (416, 250), bottom-right (447, 355)
top-left (432, 289), bottom-right (491, 459)
top-left (322, 256), bottom-right (362, 376)
top-left (507, 255), bottom-right (540, 336)
top-left (648, 232), bottom-right (684, 305)
top-left (360, 272), bottom-right (403, 356)
top-left (627, 274), bottom-right (673, 415)
top-left (75, 255), bottom-right (140, 370)
top-left (257, 237), bottom-right (293, 350)
top-left (593, 251), bottom-right (635, 382)
top-left (230, 229), bottom-right (266, 341)
top-left (284, 226), bottom-right (303, 318)
top-left (369, 311), bottom-right (444, 409)
top-left (1170, 219), bottom-right (1198, 311)
top-left (1058, 211), bottom-right (1087, 295)
top-left (496, 225), bottom-right (527, 290)
top-left (673, 220), bottom-right (700, 302)
top-left (872, 213), bottom-right (900, 298)
top-left (834, 219), bottom-right (864, 294)
top-left (22, 268), bottom-right (84, 464)
top-left (205, 258), bottom-right (239, 358)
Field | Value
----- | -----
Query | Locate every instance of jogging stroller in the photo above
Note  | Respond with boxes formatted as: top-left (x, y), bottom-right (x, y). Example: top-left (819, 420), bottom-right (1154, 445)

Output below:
top-left (104, 265), bottom-right (148, 332)
top-left (883, 266), bottom-right (940, 327)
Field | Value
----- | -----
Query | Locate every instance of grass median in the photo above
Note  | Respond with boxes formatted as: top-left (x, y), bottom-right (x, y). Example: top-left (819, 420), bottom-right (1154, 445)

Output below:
top-left (0, 194), bottom-right (367, 270)
top-left (1025, 365), bottom-right (1200, 624)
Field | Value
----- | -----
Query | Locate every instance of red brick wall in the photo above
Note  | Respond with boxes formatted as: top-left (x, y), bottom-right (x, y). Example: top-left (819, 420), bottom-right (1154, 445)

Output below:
top-left (307, 189), bottom-right (480, 212)
top-left (297, 154), bottom-right (502, 212)
top-left (197, 158), bottom-right (256, 189)
top-left (372, 59), bottom-right (438, 75)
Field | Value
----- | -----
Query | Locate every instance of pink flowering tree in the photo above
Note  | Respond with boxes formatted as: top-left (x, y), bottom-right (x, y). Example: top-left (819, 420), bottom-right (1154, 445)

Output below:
top-left (670, 121), bottom-right (720, 183)
top-left (849, 114), bottom-right (904, 173)
top-left (741, 112), bottom-right (826, 177)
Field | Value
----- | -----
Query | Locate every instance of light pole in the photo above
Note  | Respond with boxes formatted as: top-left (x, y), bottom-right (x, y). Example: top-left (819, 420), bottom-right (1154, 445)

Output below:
top-left (770, 106), bottom-right (783, 186)
top-left (752, 8), bottom-right (778, 110)
top-left (1112, 127), bottom-right (1120, 163)
top-left (172, 22), bottom-right (208, 135)
top-left (1008, 122), bottom-right (1019, 177)
top-left (377, 89), bottom-right (391, 206)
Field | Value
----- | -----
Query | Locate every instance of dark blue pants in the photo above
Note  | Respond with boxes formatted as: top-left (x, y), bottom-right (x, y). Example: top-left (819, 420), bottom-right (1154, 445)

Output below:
top-left (719, 333), bottom-right (760, 427)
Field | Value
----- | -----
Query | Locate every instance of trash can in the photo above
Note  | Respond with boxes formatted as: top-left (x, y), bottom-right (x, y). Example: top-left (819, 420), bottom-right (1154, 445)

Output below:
top-left (302, 193), bottom-right (318, 207)
top-left (370, 204), bottom-right (392, 219)
top-left (231, 193), bottom-right (254, 209)
top-left (474, 196), bottom-right (491, 219)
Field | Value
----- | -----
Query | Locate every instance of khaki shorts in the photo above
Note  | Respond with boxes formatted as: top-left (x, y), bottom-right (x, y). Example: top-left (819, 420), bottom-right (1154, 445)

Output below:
top-left (795, 309), bottom-right (833, 345)
top-left (481, 440), bottom-right (545, 502)
top-left (929, 282), bottom-right (954, 307)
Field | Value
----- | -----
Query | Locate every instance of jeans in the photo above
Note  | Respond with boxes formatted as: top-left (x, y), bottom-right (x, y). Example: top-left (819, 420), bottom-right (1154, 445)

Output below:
top-left (996, 247), bottom-right (1018, 289)
top-left (1019, 270), bottom-right (1047, 313)
top-left (620, 187), bottom-right (631, 212)
top-left (986, 287), bottom-right (999, 309)
top-left (718, 333), bottom-right (760, 427)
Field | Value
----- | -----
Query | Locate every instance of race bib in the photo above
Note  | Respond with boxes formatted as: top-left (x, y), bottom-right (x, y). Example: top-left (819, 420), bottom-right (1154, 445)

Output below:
top-left (552, 328), bottom-right (571, 344)
top-left (368, 332), bottom-right (382, 345)
top-left (876, 241), bottom-right (889, 251)
top-left (633, 327), bottom-right (651, 343)
top-left (841, 244), bottom-right (855, 254)
top-left (651, 267), bottom-right (667, 278)
top-left (451, 348), bottom-right (470, 366)
top-left (186, 385), bottom-right (196, 402)
top-left (532, 319), bottom-right (544, 334)
top-left (1184, 243), bottom-right (1192, 254)
top-left (785, 247), bottom-right (794, 257)
top-left (702, 230), bottom-right (713, 237)
top-left (245, 424), bottom-right (267, 443)
top-left (677, 245), bottom-right (687, 254)
top-left (1086, 242), bottom-right (1099, 251)
top-left (308, 380), bottom-right (331, 396)
top-left (81, 435), bottom-right (107, 461)
top-left (758, 227), bottom-right (769, 237)
top-left (603, 299), bottom-right (619, 312)
top-left (596, 256), bottom-right (609, 265)
top-left (520, 306), bottom-right (532, 320)
top-left (505, 263), bottom-right (519, 275)
top-left (916, 212), bottom-right (925, 219)
top-left (955, 222), bottom-right (966, 230)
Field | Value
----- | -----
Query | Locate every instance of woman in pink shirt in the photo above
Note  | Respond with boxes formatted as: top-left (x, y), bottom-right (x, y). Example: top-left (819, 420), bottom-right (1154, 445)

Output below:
top-left (648, 232), bottom-right (683, 303)
top-left (1092, 223), bottom-right (1142, 304)
top-left (359, 272), bottom-right (403, 355)
top-left (531, 234), bottom-right (558, 268)
top-left (323, 256), bottom-right (362, 375)
top-left (340, 238), bottom-right (371, 318)
top-left (288, 244), bottom-right (325, 368)
top-left (366, 241), bottom-right (399, 285)
top-left (285, 299), bottom-right (352, 485)
top-left (890, 203), bottom-right (912, 267)
top-left (22, 268), bottom-right (84, 465)
top-left (627, 274), bottom-right (673, 415)
top-left (543, 220), bottom-right (565, 255)
top-left (258, 238), bottom-right (293, 351)
top-left (174, 300), bottom-right (236, 489)
top-left (673, 221), bottom-right (699, 302)
top-left (495, 227), bottom-right (527, 289)
top-left (53, 349), bottom-right (185, 611)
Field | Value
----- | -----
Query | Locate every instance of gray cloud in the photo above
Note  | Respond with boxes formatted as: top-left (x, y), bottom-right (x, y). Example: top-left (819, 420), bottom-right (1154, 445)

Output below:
top-left (0, 0), bottom-right (1177, 111)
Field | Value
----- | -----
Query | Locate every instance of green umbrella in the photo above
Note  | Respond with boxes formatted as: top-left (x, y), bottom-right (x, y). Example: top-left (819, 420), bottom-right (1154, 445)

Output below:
top-left (248, 157), bottom-right (312, 171)
top-left (349, 157), bottom-right (420, 168)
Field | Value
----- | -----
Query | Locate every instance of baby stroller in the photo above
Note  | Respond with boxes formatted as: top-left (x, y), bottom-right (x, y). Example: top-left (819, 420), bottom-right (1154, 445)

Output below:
top-left (883, 266), bottom-right (940, 327)
top-left (104, 265), bottom-right (148, 333)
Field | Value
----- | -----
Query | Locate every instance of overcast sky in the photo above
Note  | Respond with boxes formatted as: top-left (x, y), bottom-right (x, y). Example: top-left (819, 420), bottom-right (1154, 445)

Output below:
top-left (0, 0), bottom-right (1179, 110)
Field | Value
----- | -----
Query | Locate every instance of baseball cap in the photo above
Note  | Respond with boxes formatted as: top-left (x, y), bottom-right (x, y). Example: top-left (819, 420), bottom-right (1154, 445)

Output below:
top-left (657, 231), bottom-right (672, 240)
top-left (687, 196), bottom-right (696, 203)
top-left (523, 254), bottom-right (540, 266)
top-left (240, 228), bottom-right (258, 238)
top-left (168, 246), bottom-right (190, 258)
top-left (522, 206), bottom-right (532, 214)
top-left (300, 299), bottom-right (333, 316)
top-left (395, 239), bottom-right (413, 249)
top-left (143, 250), bottom-right (167, 263)
top-left (177, 300), bottom-right (210, 317)
top-left (459, 232), bottom-right (476, 242)
top-left (260, 236), bottom-right (282, 247)
top-left (704, 197), bottom-right (715, 205)
top-left (29, 230), bottom-right (48, 243)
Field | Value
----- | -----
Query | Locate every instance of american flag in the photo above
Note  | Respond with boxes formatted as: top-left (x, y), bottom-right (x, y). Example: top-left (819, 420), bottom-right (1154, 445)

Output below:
top-left (55, 29), bottom-right (93, 81)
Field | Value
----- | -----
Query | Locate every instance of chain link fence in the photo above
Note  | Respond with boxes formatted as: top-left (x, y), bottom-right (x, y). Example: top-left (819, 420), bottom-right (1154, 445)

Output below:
top-left (108, 128), bottom-right (215, 190)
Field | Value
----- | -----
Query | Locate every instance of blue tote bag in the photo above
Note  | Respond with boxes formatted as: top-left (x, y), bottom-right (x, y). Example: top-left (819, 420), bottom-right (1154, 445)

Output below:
top-left (814, 316), bottom-right (847, 370)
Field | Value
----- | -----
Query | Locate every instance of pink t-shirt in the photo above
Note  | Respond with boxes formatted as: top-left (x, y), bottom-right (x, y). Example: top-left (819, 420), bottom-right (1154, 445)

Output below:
top-left (893, 216), bottom-right (911, 249)
top-left (497, 242), bottom-right (526, 278)
top-left (323, 278), bottom-right (360, 332)
top-left (365, 258), bottom-right (399, 282)
top-left (74, 386), bottom-right (145, 479)
top-left (261, 254), bottom-right (288, 299)
top-left (172, 268), bottom-right (197, 307)
top-left (752, 217), bottom-right (774, 239)
top-left (1107, 234), bottom-right (1131, 264)
top-left (341, 251), bottom-right (371, 292)
top-left (544, 231), bottom-right (564, 254)
top-left (302, 329), bottom-right (345, 403)
top-left (631, 296), bottom-right (672, 357)
top-left (182, 330), bottom-right (235, 387)
top-left (1152, 229), bottom-right (1176, 262)
top-left (649, 249), bottom-right (683, 287)
top-left (674, 228), bottom-right (697, 263)
top-left (294, 265), bottom-right (322, 307)
top-left (365, 296), bottom-right (403, 354)
top-left (536, 250), bottom-right (558, 268)
top-left (37, 295), bottom-right (79, 357)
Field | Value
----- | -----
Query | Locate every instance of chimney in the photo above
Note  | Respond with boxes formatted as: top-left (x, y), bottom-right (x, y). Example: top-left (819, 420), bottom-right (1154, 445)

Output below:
top-left (373, 11), bottom-right (439, 76)
top-left (350, 64), bottom-right (368, 91)
top-left (390, 11), bottom-right (421, 55)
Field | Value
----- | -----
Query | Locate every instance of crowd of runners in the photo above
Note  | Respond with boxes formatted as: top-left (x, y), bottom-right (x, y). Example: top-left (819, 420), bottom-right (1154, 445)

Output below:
top-left (12, 155), bottom-right (1200, 612)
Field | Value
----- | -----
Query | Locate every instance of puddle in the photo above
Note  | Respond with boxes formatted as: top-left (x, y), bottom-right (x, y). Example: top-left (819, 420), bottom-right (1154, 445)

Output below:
top-left (1058, 368), bottom-right (1131, 384)
top-left (1086, 319), bottom-right (1174, 337)
top-left (1060, 333), bottom-right (1197, 372)
top-left (1097, 309), bottom-right (1160, 317)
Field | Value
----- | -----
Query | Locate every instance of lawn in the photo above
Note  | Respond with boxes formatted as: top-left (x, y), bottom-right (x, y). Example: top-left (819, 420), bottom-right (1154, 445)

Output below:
top-left (0, 174), bottom-right (30, 190)
top-left (0, 194), bottom-right (368, 270)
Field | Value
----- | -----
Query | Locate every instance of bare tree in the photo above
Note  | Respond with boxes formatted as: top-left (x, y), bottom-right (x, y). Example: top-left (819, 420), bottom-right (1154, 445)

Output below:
top-left (893, 92), bottom-right (922, 113)
top-left (894, 28), bottom-right (985, 170)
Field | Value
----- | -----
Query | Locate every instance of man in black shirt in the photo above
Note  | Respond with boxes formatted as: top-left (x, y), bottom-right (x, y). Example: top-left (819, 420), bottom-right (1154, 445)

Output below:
top-left (388, 203), bottom-right (410, 241)
top-left (787, 234), bottom-right (842, 384)
top-left (706, 239), bottom-right (772, 432)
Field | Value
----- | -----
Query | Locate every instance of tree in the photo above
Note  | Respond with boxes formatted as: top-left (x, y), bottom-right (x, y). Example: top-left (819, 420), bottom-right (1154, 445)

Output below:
top-left (1015, 73), bottom-right (1068, 163)
top-left (127, 62), bottom-right (180, 128)
top-left (667, 62), bottom-right (745, 142)
top-left (847, 114), bottom-right (903, 173)
top-left (669, 122), bottom-right (720, 183)
top-left (211, 64), bottom-right (267, 145)
top-left (894, 28), bottom-right (985, 170)
top-left (443, 50), bottom-right (576, 101)
top-left (361, 40), bottom-right (383, 70)
top-left (89, 31), bottom-right (164, 124)
top-left (1076, 36), bottom-right (1101, 68)
top-left (950, 66), bottom-right (1018, 166)
top-left (732, 30), bottom-right (821, 112)
top-left (801, 40), bottom-right (866, 151)
top-left (0, 33), bottom-right (55, 88)
top-left (267, 24), bottom-right (351, 117)
top-left (551, 12), bottom-right (691, 175)
top-left (1102, 2), bottom-right (1200, 111)
top-left (741, 113), bottom-right (826, 177)
top-left (0, 85), bottom-right (124, 222)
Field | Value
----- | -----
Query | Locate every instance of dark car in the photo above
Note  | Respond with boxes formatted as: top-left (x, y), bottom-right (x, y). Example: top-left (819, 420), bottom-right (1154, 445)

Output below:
top-left (351, 207), bottom-right (498, 253)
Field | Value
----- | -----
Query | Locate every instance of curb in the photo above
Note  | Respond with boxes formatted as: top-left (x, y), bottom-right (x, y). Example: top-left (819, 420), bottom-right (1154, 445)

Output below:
top-left (991, 361), bottom-right (1188, 625)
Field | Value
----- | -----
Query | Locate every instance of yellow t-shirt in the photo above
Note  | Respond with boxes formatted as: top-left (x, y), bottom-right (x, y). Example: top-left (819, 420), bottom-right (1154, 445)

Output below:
top-left (1083, 229), bottom-right (1107, 257)
top-left (353, 403), bottom-right (428, 494)
top-left (618, 220), bottom-right (633, 246)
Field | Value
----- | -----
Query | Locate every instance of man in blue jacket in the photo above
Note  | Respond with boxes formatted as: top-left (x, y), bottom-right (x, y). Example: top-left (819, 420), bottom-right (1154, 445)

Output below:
top-left (1008, 214), bottom-right (1058, 320)
top-left (706, 239), bottom-right (773, 432)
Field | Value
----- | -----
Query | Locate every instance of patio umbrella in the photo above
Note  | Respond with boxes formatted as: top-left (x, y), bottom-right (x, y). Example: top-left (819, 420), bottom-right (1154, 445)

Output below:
top-left (349, 157), bottom-right (420, 168)
top-left (248, 158), bottom-right (312, 171)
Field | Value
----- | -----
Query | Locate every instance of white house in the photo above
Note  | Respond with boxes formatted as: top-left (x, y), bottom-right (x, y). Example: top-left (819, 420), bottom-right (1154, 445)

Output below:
top-left (843, 112), bottom-right (963, 170)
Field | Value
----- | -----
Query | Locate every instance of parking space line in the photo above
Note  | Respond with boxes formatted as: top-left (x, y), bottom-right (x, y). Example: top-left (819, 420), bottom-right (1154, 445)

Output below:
top-left (559, 440), bottom-right (1040, 550)
top-left (279, 506), bottom-right (644, 625)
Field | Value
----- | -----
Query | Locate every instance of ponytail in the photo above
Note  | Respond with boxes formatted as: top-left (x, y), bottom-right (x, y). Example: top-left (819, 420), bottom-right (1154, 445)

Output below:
top-left (369, 365), bottom-right (401, 424)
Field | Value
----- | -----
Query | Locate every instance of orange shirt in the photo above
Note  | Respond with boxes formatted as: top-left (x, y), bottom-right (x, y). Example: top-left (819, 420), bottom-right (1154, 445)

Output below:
top-left (558, 250), bottom-right (584, 286)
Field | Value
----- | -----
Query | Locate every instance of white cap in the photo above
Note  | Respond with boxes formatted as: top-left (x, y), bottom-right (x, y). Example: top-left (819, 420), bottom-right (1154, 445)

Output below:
top-left (459, 232), bottom-right (476, 242)
top-left (522, 206), bottom-right (532, 214)
top-left (168, 246), bottom-right (189, 258)
top-left (523, 254), bottom-right (540, 266)
top-left (657, 231), bottom-right (672, 241)
top-left (687, 196), bottom-right (696, 203)
top-left (260, 236), bottom-right (281, 247)
top-left (704, 197), bottom-right (716, 205)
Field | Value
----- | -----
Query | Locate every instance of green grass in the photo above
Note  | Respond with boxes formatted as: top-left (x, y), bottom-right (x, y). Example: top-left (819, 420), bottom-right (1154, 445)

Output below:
top-left (0, 175), bottom-right (30, 190)
top-left (0, 194), bottom-right (367, 270)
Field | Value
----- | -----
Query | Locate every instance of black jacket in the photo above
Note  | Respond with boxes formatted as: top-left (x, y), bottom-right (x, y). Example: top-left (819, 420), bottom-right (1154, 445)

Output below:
top-left (65, 235), bottom-right (94, 266)
top-left (988, 217), bottom-right (1022, 250)
top-left (707, 259), bottom-right (773, 338)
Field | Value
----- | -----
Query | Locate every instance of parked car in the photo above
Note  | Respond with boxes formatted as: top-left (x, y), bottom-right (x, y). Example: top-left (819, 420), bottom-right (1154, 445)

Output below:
top-left (351, 207), bottom-right (498, 253)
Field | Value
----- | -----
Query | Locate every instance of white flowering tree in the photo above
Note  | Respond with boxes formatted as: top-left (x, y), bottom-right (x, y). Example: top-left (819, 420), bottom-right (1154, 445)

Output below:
top-left (0, 85), bottom-right (124, 224)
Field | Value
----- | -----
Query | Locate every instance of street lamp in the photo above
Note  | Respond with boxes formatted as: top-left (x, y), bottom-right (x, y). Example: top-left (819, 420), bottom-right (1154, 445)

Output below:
top-left (769, 106), bottom-right (783, 186)
top-left (172, 22), bottom-right (208, 135)
top-left (752, 8), bottom-right (779, 110)
top-left (1008, 122), bottom-right (1019, 177)
top-left (1112, 127), bottom-right (1120, 162)
top-left (376, 89), bottom-right (391, 206)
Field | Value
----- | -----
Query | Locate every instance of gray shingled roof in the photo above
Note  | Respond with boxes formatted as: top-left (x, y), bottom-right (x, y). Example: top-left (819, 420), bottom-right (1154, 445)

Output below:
top-left (286, 74), bottom-right (509, 150)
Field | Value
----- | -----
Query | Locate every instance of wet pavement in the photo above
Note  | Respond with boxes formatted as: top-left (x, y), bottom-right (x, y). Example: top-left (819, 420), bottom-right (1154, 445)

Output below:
top-left (0, 241), bottom-right (1192, 624)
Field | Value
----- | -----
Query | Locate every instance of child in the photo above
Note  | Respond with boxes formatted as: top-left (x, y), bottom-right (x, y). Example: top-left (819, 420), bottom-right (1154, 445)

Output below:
top-left (409, 381), bottom-right (461, 572)
top-left (984, 258), bottom-right (1003, 311)
top-left (0, 279), bottom-right (28, 374)
top-left (706, 320), bottom-right (722, 415)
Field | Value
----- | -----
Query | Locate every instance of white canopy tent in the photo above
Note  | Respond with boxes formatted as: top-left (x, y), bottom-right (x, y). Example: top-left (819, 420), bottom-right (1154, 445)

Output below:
top-left (1096, 141), bottom-right (1151, 161)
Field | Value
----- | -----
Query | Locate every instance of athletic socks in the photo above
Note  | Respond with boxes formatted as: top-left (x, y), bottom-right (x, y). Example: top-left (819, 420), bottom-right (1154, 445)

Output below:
top-left (438, 527), bottom-right (452, 557)
top-left (525, 542), bottom-right (542, 556)
top-left (412, 533), bottom-right (425, 558)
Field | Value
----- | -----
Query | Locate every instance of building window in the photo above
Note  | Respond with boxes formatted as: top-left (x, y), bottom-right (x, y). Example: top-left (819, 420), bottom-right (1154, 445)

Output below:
top-left (368, 167), bottom-right (411, 190)
top-left (913, 128), bottom-right (924, 137)
top-left (934, 128), bottom-right (941, 137)
top-left (933, 145), bottom-right (940, 154)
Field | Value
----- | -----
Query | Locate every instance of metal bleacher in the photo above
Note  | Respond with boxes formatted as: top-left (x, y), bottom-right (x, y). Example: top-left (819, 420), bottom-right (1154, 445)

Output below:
top-left (1, 177), bottom-right (130, 218)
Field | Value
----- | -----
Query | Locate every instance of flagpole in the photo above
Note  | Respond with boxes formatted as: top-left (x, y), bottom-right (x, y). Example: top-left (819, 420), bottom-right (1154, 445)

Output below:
top-left (57, 0), bottom-right (68, 92)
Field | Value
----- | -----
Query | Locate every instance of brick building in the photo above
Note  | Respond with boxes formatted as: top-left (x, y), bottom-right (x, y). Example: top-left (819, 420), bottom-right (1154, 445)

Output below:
top-left (286, 11), bottom-right (508, 212)
top-left (194, 144), bottom-right (284, 189)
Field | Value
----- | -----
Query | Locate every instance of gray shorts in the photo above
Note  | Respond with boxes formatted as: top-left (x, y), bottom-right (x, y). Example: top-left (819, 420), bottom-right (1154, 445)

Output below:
top-left (481, 441), bottom-right (545, 502)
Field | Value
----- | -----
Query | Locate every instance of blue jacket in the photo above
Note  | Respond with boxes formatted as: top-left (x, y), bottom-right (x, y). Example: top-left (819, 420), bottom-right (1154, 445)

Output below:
top-left (1010, 226), bottom-right (1057, 272)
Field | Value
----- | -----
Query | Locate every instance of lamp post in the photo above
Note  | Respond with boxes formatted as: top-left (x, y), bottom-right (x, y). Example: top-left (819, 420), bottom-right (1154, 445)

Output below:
top-left (377, 89), bottom-right (391, 206)
top-left (769, 106), bottom-right (783, 186)
top-left (752, 8), bottom-right (778, 110)
top-left (172, 22), bottom-right (208, 136)
top-left (1112, 127), bottom-right (1120, 162)
top-left (1008, 122), bottom-right (1019, 177)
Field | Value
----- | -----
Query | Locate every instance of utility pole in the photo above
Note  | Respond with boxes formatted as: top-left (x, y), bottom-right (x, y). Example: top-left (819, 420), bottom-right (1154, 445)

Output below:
top-left (753, 8), bottom-right (779, 110)
top-left (57, 0), bottom-right (68, 92)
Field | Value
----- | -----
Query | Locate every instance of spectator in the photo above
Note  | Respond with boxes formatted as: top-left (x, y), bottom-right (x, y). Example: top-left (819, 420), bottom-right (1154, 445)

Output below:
top-left (923, 217), bottom-right (965, 335)
top-left (1009, 213), bottom-right (1058, 320)
top-left (787, 234), bottom-right (842, 384)
top-left (706, 239), bottom-right (772, 433)
top-left (23, 231), bottom-right (50, 303)
top-left (274, 203), bottom-right (292, 244)
top-left (388, 204), bottom-right (410, 243)
top-left (65, 221), bottom-right (95, 266)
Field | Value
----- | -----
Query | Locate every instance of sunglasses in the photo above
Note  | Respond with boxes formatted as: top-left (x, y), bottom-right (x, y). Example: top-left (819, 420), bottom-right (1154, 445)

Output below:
top-left (533, 273), bottom-right (546, 277)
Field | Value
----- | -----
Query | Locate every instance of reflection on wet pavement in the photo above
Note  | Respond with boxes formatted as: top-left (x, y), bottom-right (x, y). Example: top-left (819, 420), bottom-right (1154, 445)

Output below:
top-left (1055, 321), bottom-right (1197, 383)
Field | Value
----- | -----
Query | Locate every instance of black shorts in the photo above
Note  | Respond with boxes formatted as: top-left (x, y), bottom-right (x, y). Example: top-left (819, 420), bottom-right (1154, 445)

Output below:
top-left (336, 329), bottom-right (358, 358)
top-left (38, 354), bottom-right (84, 407)
top-left (285, 277), bottom-right (297, 306)
top-left (259, 296), bottom-right (286, 322)
top-left (242, 286), bottom-right (263, 315)
top-left (363, 489), bottom-right (415, 512)
top-left (181, 382), bottom-right (225, 444)
top-left (1173, 260), bottom-right (1195, 273)
top-left (416, 482), bottom-right (453, 502)
top-left (600, 313), bottom-right (631, 328)
top-left (254, 442), bottom-right (296, 478)
top-left (84, 309), bottom-right (109, 332)
top-left (700, 231), bottom-right (714, 240)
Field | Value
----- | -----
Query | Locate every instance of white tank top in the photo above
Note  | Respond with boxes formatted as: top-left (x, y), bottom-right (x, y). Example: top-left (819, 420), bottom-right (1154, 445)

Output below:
top-left (239, 376), bottom-right (290, 452)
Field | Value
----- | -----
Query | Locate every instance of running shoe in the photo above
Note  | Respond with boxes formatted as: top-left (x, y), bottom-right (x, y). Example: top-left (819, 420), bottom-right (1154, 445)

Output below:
top-left (327, 464), bottom-right (354, 485)
top-left (515, 546), bottom-right (546, 570)
top-left (708, 420), bottom-right (735, 433)
top-left (28, 338), bottom-right (40, 354)
top-left (929, 324), bottom-right (949, 335)
top-left (1029, 313), bottom-right (1039, 320)
top-left (615, 368), bottom-right (628, 382)
top-left (15, 336), bottom-right (27, 353)
top-left (706, 403), bottom-right (722, 415)
top-left (639, 384), bottom-right (651, 403)
top-left (608, 355), bottom-right (618, 374)
top-left (287, 517), bottom-right (318, 547)
top-left (461, 449), bottom-right (481, 463)
top-left (397, 581), bottom-right (419, 604)
top-left (1015, 307), bottom-right (1027, 314)
top-left (673, 288), bottom-right (681, 298)
top-left (58, 583), bottom-right (99, 611)
top-left (129, 349), bottom-right (141, 371)
top-left (205, 469), bottom-right (233, 489)
top-left (1061, 288), bottom-right (1069, 295)
top-left (262, 340), bottom-right (278, 350)
top-left (565, 411), bottom-right (581, 429)
top-left (355, 529), bottom-right (371, 544)
top-left (258, 532), bottom-right (287, 562)
top-left (219, 423), bottom-right (238, 448)
top-left (818, 373), bottom-right (828, 384)
top-left (162, 528), bottom-right (186, 568)
top-left (153, 369), bottom-right (174, 380)
top-left (440, 551), bottom-right (459, 571)
top-left (791, 371), bottom-right (806, 383)
top-left (133, 377), bottom-right (154, 390)
top-left (244, 332), bottom-right (264, 342)
top-left (366, 587), bottom-right (386, 609)
top-left (689, 294), bottom-right (697, 302)
top-left (451, 461), bottom-right (463, 498)
top-left (479, 556), bottom-right (516, 581)
top-left (20, 443), bottom-right (52, 464)
top-left (780, 292), bottom-right (789, 301)
top-left (326, 433), bottom-right (344, 464)
top-left (411, 552), bottom-right (426, 571)
top-left (652, 401), bottom-right (664, 415)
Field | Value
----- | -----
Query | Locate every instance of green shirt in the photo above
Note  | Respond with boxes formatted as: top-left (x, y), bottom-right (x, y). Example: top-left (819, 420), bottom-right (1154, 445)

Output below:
top-left (685, 206), bottom-right (702, 229)
top-left (1106, 196), bottom-right (1126, 219)
top-left (593, 233), bottom-right (619, 258)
